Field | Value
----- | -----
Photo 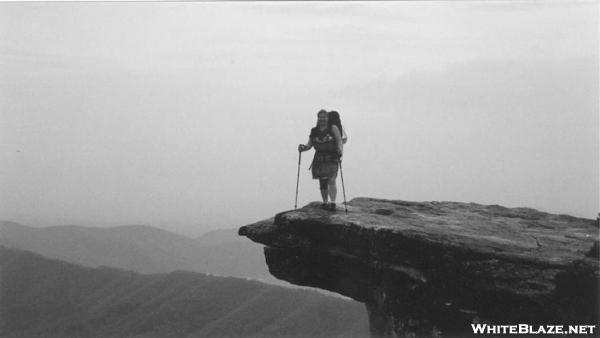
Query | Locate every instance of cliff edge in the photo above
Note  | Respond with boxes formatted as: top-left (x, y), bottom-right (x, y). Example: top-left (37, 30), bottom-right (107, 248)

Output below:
top-left (239, 197), bottom-right (599, 337)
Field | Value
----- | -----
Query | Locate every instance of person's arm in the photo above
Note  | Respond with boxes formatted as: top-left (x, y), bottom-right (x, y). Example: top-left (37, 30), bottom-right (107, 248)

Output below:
top-left (331, 126), bottom-right (343, 156)
top-left (298, 138), bottom-right (313, 152)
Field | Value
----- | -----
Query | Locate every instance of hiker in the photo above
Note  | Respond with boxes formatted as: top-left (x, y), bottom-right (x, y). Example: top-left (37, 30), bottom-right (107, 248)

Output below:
top-left (298, 109), bottom-right (345, 211)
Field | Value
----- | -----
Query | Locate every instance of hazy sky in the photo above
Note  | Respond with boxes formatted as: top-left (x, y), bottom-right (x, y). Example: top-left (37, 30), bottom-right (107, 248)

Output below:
top-left (1, 1), bottom-right (598, 237)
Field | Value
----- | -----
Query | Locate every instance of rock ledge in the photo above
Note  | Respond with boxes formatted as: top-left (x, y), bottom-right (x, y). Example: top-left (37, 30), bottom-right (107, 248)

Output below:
top-left (239, 198), bottom-right (599, 337)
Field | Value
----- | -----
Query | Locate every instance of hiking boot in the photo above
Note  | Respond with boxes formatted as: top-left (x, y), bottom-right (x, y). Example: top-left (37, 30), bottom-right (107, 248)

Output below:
top-left (320, 203), bottom-right (329, 210)
top-left (328, 203), bottom-right (336, 211)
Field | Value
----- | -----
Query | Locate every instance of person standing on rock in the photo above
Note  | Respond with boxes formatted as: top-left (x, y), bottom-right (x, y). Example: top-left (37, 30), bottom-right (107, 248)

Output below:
top-left (298, 109), bottom-right (345, 211)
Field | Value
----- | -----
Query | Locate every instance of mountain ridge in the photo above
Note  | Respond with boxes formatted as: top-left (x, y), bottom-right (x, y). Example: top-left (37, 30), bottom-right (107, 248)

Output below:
top-left (0, 221), bottom-right (277, 283)
top-left (0, 246), bottom-right (369, 338)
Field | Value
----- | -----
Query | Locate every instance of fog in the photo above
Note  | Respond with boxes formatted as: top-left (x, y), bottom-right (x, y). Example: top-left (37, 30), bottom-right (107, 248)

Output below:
top-left (1, 2), bottom-right (597, 237)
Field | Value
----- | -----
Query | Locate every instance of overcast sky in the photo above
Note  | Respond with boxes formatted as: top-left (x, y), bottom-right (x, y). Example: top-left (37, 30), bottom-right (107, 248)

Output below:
top-left (0, 1), bottom-right (597, 237)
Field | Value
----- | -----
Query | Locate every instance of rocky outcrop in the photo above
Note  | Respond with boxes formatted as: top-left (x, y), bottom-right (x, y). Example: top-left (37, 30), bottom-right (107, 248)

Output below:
top-left (239, 198), bottom-right (599, 337)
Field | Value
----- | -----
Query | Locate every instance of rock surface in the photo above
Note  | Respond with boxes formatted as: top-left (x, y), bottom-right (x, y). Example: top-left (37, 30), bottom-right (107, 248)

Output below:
top-left (238, 197), bottom-right (599, 337)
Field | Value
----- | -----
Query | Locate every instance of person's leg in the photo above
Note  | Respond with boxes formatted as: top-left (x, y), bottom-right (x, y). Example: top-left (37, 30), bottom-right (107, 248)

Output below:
top-left (319, 179), bottom-right (328, 205)
top-left (328, 176), bottom-right (337, 207)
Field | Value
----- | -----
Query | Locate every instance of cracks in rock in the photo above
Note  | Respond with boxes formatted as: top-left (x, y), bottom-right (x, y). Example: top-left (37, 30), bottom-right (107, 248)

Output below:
top-left (530, 235), bottom-right (542, 249)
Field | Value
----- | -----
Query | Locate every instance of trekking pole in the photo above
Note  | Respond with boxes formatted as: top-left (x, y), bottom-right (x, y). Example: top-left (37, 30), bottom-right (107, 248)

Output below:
top-left (339, 160), bottom-right (348, 214)
top-left (294, 150), bottom-right (302, 209)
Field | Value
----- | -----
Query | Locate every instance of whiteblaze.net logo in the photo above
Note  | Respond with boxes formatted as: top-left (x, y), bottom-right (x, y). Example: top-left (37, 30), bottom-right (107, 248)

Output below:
top-left (471, 324), bottom-right (598, 335)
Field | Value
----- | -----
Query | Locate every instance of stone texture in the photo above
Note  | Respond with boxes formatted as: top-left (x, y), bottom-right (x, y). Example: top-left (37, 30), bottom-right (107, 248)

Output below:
top-left (239, 198), bottom-right (599, 337)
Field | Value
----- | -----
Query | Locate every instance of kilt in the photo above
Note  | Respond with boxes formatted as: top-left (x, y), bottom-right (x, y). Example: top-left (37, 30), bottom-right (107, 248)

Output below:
top-left (311, 151), bottom-right (340, 179)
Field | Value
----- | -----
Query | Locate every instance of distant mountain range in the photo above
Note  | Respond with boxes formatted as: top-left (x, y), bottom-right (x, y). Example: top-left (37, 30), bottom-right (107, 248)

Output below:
top-left (0, 246), bottom-right (369, 337)
top-left (0, 221), bottom-right (278, 284)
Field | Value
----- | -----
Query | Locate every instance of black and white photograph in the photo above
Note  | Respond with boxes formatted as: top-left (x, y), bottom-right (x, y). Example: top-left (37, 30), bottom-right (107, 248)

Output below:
top-left (0, 1), bottom-right (598, 337)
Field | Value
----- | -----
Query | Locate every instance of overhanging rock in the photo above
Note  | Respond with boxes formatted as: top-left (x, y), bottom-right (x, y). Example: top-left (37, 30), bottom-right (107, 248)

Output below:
top-left (239, 198), bottom-right (599, 337)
